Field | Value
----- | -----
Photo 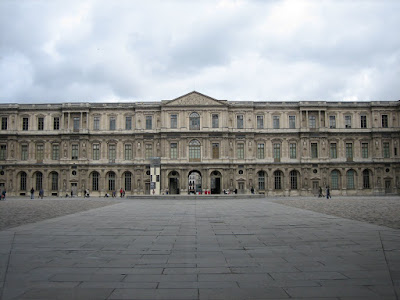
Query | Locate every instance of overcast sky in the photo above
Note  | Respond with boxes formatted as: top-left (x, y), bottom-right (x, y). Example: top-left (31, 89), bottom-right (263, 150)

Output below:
top-left (1, 0), bottom-right (399, 103)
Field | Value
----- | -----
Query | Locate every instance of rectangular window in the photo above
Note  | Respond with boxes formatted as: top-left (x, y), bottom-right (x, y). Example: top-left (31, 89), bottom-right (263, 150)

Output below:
top-left (71, 144), bottom-right (78, 160)
top-left (383, 142), bottom-right (390, 158)
top-left (361, 115), bottom-right (367, 128)
top-left (273, 143), bottom-right (281, 159)
top-left (289, 143), bottom-right (296, 159)
top-left (109, 117), bottom-right (116, 130)
top-left (329, 116), bottom-right (336, 128)
top-left (170, 114), bottom-right (177, 129)
top-left (21, 145), bottom-right (28, 160)
top-left (273, 116), bottom-right (280, 129)
top-left (330, 143), bottom-right (337, 159)
top-left (382, 115), bottom-right (388, 128)
top-left (289, 116), bottom-right (296, 129)
top-left (345, 115), bottom-right (352, 128)
top-left (212, 114), bottom-right (219, 128)
top-left (22, 117), bottom-right (29, 131)
top-left (124, 144), bottom-right (132, 160)
top-left (38, 117), bottom-right (44, 130)
top-left (1, 117), bottom-right (7, 130)
top-left (73, 117), bottom-right (80, 131)
top-left (237, 143), bottom-right (244, 159)
top-left (53, 117), bottom-right (60, 130)
top-left (145, 144), bottom-right (153, 159)
top-left (125, 116), bottom-right (132, 130)
top-left (311, 143), bottom-right (318, 158)
top-left (309, 116), bottom-right (316, 128)
top-left (362, 143), bottom-right (369, 158)
top-left (52, 144), bottom-right (59, 160)
top-left (346, 143), bottom-right (353, 159)
top-left (146, 116), bottom-right (152, 130)
top-left (257, 143), bottom-right (264, 159)
top-left (212, 143), bottom-right (219, 159)
top-left (93, 117), bottom-right (100, 130)
top-left (93, 144), bottom-right (100, 160)
top-left (170, 143), bottom-right (178, 159)
top-left (109, 144), bottom-right (116, 161)
top-left (237, 115), bottom-right (244, 129)
top-left (257, 116), bottom-right (264, 129)
top-left (0, 145), bottom-right (6, 160)
top-left (36, 144), bottom-right (44, 161)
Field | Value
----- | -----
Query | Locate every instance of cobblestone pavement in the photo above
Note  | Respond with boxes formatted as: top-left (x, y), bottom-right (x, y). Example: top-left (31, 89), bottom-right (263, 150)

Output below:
top-left (0, 197), bottom-right (399, 299)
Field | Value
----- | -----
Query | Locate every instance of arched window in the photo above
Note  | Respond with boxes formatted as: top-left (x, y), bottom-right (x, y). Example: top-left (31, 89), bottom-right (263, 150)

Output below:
top-left (20, 172), bottom-right (27, 190)
top-left (36, 172), bottom-right (43, 191)
top-left (92, 171), bottom-right (99, 191)
top-left (189, 140), bottom-right (201, 162)
top-left (189, 112), bottom-right (200, 130)
top-left (274, 170), bottom-right (282, 190)
top-left (363, 169), bottom-right (370, 189)
top-left (258, 171), bottom-right (266, 190)
top-left (290, 170), bottom-right (298, 190)
top-left (124, 172), bottom-right (132, 191)
top-left (347, 170), bottom-right (355, 189)
top-left (107, 172), bottom-right (116, 191)
top-left (331, 170), bottom-right (339, 190)
top-left (50, 172), bottom-right (58, 191)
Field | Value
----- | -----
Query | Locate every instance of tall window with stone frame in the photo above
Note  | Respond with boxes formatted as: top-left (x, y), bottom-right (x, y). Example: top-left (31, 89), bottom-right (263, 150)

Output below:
top-left (345, 143), bottom-right (353, 160)
top-left (108, 172), bottom-right (116, 191)
top-left (309, 115), bottom-right (316, 128)
top-left (109, 117), bottom-right (116, 130)
top-left (289, 115), bottom-right (296, 129)
top-left (212, 114), bottom-right (219, 128)
top-left (362, 143), bottom-right (369, 158)
top-left (289, 143), bottom-right (296, 159)
top-left (145, 116), bottom-right (152, 130)
top-left (189, 113), bottom-right (200, 130)
top-left (53, 117), bottom-right (60, 130)
top-left (52, 144), bottom-right (59, 160)
top-left (274, 170), bottom-right (282, 190)
top-left (0, 145), bottom-right (6, 160)
top-left (329, 116), bottom-right (336, 128)
top-left (36, 172), bottom-right (43, 191)
top-left (125, 172), bottom-right (132, 191)
top-left (189, 140), bottom-right (201, 162)
top-left (311, 143), bottom-right (318, 158)
top-left (237, 115), bottom-right (244, 129)
top-left (20, 172), bottom-right (27, 191)
top-left (92, 172), bottom-right (99, 191)
top-left (383, 142), bottom-right (390, 158)
top-left (38, 117), bottom-right (44, 130)
top-left (363, 169), bottom-right (370, 189)
top-left (73, 117), bottom-right (80, 131)
top-left (93, 144), bottom-right (100, 160)
top-left (145, 144), bottom-right (153, 159)
top-left (345, 115), bottom-right (352, 128)
top-left (124, 144), bottom-right (132, 160)
top-left (170, 114), bottom-right (178, 129)
top-left (382, 115), bottom-right (388, 128)
top-left (273, 143), bottom-right (281, 159)
top-left (1, 117), bottom-right (7, 130)
top-left (347, 170), bottom-right (355, 189)
top-left (273, 116), bottom-right (280, 129)
top-left (257, 143), bottom-right (264, 159)
top-left (108, 144), bottom-right (116, 161)
top-left (51, 172), bottom-right (59, 191)
top-left (331, 170), bottom-right (339, 189)
top-left (125, 116), bottom-right (132, 130)
top-left (258, 171), bottom-right (265, 190)
top-left (93, 116), bottom-right (100, 130)
top-left (237, 143), bottom-right (244, 159)
top-left (330, 143), bottom-right (337, 159)
top-left (21, 144), bottom-right (28, 160)
top-left (36, 144), bottom-right (44, 161)
top-left (360, 115), bottom-right (367, 128)
top-left (71, 144), bottom-right (79, 160)
top-left (212, 143), bottom-right (219, 159)
top-left (290, 170), bottom-right (298, 190)
top-left (257, 116), bottom-right (264, 129)
top-left (22, 117), bottom-right (29, 131)
top-left (170, 142), bottom-right (178, 159)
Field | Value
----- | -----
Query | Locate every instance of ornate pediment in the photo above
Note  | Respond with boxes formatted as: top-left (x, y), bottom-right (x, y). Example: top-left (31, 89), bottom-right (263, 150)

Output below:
top-left (164, 91), bottom-right (226, 107)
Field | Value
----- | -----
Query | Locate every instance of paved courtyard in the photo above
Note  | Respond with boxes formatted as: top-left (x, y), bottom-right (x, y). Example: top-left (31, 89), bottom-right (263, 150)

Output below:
top-left (0, 197), bottom-right (399, 299)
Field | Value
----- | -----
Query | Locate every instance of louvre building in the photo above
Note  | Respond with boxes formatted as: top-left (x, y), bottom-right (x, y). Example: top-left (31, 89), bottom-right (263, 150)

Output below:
top-left (0, 91), bottom-right (399, 197)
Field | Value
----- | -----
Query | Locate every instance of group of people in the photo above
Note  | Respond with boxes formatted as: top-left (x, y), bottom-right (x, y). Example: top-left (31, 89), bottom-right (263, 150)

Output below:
top-left (105, 188), bottom-right (125, 198)
top-left (318, 186), bottom-right (331, 199)
top-left (30, 188), bottom-right (44, 199)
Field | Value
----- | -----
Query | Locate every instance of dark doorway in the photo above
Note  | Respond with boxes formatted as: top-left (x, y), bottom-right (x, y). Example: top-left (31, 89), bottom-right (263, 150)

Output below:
top-left (169, 178), bottom-right (179, 194)
top-left (211, 177), bottom-right (221, 194)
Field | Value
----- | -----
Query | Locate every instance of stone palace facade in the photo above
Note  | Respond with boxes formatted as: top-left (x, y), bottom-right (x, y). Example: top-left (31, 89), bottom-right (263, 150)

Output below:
top-left (0, 91), bottom-right (399, 197)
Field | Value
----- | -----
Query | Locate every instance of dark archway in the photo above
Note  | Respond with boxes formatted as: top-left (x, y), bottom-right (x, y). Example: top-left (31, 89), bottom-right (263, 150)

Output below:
top-left (210, 170), bottom-right (222, 194)
top-left (168, 171), bottom-right (180, 194)
top-left (188, 170), bottom-right (202, 194)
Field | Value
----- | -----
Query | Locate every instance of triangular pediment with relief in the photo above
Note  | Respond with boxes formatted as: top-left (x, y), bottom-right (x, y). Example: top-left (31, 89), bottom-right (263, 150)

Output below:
top-left (164, 91), bottom-right (226, 107)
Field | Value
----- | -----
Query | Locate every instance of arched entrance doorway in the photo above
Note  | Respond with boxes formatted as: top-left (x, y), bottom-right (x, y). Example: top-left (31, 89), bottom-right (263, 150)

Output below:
top-left (210, 170), bottom-right (222, 194)
top-left (168, 171), bottom-right (180, 194)
top-left (188, 170), bottom-right (202, 194)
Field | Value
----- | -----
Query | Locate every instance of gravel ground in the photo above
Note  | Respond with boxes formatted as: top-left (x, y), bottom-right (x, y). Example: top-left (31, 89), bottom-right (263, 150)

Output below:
top-left (273, 196), bottom-right (400, 229)
top-left (0, 198), bottom-right (119, 231)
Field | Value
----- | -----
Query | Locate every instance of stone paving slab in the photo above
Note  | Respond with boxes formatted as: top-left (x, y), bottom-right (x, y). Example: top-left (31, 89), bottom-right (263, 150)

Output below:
top-left (0, 198), bottom-right (399, 299)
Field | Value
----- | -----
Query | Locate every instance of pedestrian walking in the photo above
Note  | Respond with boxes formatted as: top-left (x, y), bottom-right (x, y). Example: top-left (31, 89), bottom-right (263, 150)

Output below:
top-left (39, 189), bottom-right (44, 199)
top-left (1, 189), bottom-right (6, 200)
top-left (326, 186), bottom-right (331, 199)
top-left (30, 187), bottom-right (35, 199)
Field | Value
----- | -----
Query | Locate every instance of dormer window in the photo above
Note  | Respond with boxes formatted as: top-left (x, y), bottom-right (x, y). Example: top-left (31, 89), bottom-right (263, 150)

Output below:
top-left (189, 112), bottom-right (200, 130)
